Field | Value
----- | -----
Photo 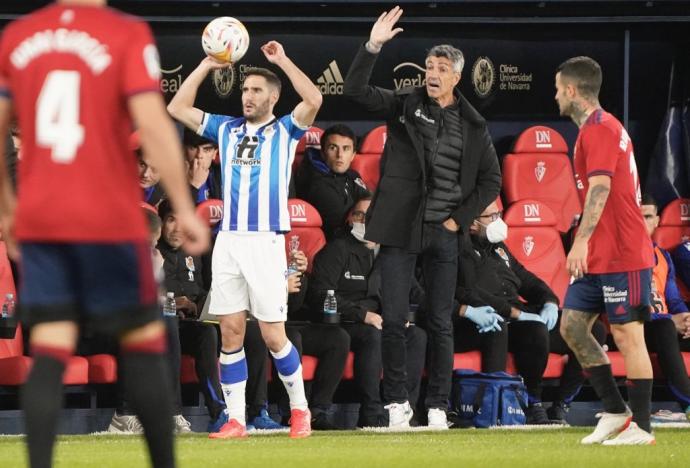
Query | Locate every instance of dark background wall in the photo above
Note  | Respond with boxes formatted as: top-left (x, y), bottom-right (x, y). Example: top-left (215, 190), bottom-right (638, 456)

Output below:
top-left (2, 1), bottom-right (689, 189)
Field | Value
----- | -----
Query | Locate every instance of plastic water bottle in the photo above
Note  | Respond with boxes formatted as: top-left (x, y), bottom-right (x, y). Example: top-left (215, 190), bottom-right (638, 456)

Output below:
top-left (287, 235), bottom-right (300, 274)
top-left (323, 290), bottom-right (339, 324)
top-left (1, 293), bottom-right (15, 318)
top-left (163, 292), bottom-right (177, 317)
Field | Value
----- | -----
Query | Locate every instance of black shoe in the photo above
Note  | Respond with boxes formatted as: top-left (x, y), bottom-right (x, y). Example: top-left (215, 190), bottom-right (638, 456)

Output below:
top-left (546, 401), bottom-right (569, 423)
top-left (311, 412), bottom-right (339, 431)
top-left (526, 403), bottom-right (552, 425)
top-left (357, 413), bottom-right (388, 428)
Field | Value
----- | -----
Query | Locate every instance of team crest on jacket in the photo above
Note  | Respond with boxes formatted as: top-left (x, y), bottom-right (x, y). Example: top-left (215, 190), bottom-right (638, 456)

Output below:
top-left (535, 161), bottom-right (546, 182)
top-left (494, 247), bottom-right (510, 267)
top-left (522, 236), bottom-right (535, 256)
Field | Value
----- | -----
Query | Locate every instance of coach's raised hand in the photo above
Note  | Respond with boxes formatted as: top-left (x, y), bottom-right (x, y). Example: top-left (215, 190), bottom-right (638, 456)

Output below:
top-left (367, 6), bottom-right (404, 53)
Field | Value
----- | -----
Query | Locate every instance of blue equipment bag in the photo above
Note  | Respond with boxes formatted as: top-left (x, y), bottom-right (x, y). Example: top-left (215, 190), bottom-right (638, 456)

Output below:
top-left (450, 370), bottom-right (527, 428)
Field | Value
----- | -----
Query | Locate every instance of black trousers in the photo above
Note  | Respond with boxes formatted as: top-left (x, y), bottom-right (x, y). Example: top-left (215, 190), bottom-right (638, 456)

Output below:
top-left (549, 317), bottom-right (607, 404)
top-left (286, 324), bottom-right (350, 414)
top-left (379, 223), bottom-right (457, 409)
top-left (644, 318), bottom-right (690, 409)
top-left (178, 320), bottom-right (225, 421)
top-left (243, 320), bottom-right (269, 420)
top-left (453, 317), bottom-right (549, 402)
top-left (343, 322), bottom-right (427, 419)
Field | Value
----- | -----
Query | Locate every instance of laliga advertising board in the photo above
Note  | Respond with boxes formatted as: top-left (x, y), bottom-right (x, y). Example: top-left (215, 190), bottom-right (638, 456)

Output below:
top-left (201, 16), bottom-right (249, 64)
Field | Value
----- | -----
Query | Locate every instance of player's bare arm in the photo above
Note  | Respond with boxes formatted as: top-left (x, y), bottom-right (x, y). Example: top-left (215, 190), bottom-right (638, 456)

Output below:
top-left (0, 98), bottom-right (17, 260)
top-left (260, 41), bottom-right (322, 127)
top-left (130, 92), bottom-right (210, 256)
top-left (567, 175), bottom-right (611, 278)
top-left (167, 57), bottom-right (230, 131)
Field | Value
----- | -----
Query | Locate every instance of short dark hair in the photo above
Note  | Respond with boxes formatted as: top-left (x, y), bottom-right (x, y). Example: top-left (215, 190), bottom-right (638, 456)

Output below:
top-left (556, 56), bottom-right (602, 100)
top-left (320, 124), bottom-right (356, 150)
top-left (183, 128), bottom-right (215, 148)
top-left (144, 208), bottom-right (162, 238)
top-left (157, 199), bottom-right (173, 222)
top-left (244, 67), bottom-right (282, 94)
top-left (640, 193), bottom-right (658, 210)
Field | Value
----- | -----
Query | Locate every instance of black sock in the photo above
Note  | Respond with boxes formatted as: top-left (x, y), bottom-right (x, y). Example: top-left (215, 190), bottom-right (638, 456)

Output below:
top-left (585, 364), bottom-right (627, 414)
top-left (120, 352), bottom-right (175, 468)
top-left (20, 356), bottom-right (65, 468)
top-left (627, 379), bottom-right (652, 432)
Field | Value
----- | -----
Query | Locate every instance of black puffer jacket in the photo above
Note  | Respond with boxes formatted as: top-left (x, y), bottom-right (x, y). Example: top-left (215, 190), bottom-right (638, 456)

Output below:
top-left (307, 234), bottom-right (378, 323)
top-left (455, 235), bottom-right (559, 319)
top-left (295, 147), bottom-right (370, 240)
top-left (344, 43), bottom-right (501, 250)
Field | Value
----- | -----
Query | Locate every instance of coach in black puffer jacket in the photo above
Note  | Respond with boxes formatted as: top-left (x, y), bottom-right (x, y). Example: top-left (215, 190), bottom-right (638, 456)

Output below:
top-left (344, 28), bottom-right (501, 422)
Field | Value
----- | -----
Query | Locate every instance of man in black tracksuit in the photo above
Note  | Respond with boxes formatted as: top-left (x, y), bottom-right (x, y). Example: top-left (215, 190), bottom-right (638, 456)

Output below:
top-left (308, 197), bottom-right (427, 427)
top-left (295, 124), bottom-right (370, 240)
top-left (283, 258), bottom-right (350, 430)
top-left (455, 200), bottom-right (606, 424)
top-left (344, 7), bottom-right (501, 428)
top-left (157, 202), bottom-right (227, 431)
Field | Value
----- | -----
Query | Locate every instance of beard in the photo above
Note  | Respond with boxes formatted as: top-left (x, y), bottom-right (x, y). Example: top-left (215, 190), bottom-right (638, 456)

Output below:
top-left (244, 99), bottom-right (271, 123)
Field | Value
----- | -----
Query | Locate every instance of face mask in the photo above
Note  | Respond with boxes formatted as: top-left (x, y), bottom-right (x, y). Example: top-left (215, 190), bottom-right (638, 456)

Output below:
top-left (484, 218), bottom-right (508, 243)
top-left (351, 222), bottom-right (366, 242)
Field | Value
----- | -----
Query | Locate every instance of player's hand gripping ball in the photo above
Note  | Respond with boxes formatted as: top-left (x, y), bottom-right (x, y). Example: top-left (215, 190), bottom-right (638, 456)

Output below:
top-left (201, 17), bottom-right (249, 63)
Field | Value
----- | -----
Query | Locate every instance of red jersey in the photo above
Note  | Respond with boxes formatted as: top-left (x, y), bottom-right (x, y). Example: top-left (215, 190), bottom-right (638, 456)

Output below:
top-left (573, 109), bottom-right (654, 274)
top-left (0, 4), bottom-right (161, 242)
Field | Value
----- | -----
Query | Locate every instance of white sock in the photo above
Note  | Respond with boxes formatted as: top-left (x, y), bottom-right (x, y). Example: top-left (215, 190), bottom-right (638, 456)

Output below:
top-left (219, 348), bottom-right (247, 426)
top-left (270, 341), bottom-right (308, 411)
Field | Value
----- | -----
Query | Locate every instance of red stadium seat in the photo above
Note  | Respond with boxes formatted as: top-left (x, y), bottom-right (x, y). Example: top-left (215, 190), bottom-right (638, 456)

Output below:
top-left (286, 199), bottom-right (326, 273)
top-left (502, 126), bottom-right (581, 233)
top-left (503, 200), bottom-right (570, 305)
top-left (196, 199), bottom-right (224, 227)
top-left (293, 126), bottom-right (324, 175)
top-left (350, 154), bottom-right (381, 191)
top-left (452, 352), bottom-right (567, 378)
top-left (359, 125), bottom-right (387, 156)
top-left (652, 198), bottom-right (690, 250)
top-left (351, 125), bottom-right (387, 192)
top-left (86, 354), bottom-right (118, 384)
top-left (180, 354), bottom-right (199, 384)
top-left (0, 241), bottom-right (16, 303)
top-left (0, 328), bottom-right (88, 386)
top-left (301, 355), bottom-right (318, 381)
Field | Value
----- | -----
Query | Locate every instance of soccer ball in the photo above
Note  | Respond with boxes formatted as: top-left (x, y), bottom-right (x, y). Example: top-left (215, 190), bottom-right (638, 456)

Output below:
top-left (201, 17), bottom-right (249, 64)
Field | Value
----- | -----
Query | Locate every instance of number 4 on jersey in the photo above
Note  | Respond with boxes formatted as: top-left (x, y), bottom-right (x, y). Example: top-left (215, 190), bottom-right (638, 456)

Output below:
top-left (36, 70), bottom-right (85, 163)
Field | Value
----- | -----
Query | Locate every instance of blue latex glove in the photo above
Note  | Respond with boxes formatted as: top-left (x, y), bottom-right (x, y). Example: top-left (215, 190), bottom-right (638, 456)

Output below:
top-left (539, 302), bottom-right (559, 331)
top-left (516, 311), bottom-right (545, 324)
top-left (478, 313), bottom-right (505, 333)
top-left (464, 305), bottom-right (499, 329)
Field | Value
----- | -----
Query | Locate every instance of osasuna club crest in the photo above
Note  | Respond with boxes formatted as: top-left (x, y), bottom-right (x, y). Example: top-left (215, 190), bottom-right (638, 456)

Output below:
top-left (535, 161), bottom-right (546, 182)
top-left (522, 236), bottom-right (535, 256)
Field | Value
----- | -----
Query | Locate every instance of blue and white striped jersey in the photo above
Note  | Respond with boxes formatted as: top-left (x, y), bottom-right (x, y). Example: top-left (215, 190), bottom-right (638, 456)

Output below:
top-left (197, 112), bottom-right (306, 232)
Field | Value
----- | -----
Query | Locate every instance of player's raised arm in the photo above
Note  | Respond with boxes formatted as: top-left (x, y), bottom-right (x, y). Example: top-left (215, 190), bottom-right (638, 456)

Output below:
top-left (261, 41), bottom-right (322, 127)
top-left (167, 57), bottom-right (230, 131)
top-left (130, 91), bottom-right (210, 256)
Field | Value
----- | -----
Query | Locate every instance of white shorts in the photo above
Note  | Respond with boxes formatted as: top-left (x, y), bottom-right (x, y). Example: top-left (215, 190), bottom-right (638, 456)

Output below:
top-left (208, 231), bottom-right (288, 322)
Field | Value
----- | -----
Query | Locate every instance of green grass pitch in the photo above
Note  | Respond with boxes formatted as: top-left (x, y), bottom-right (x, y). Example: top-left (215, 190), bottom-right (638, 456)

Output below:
top-left (1, 428), bottom-right (689, 467)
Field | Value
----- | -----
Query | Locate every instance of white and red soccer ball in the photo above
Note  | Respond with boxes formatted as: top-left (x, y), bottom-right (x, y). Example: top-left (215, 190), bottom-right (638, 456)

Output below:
top-left (201, 17), bottom-right (249, 63)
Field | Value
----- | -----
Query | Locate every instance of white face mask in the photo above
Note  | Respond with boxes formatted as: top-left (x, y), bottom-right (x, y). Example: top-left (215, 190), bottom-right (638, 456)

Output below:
top-left (351, 222), bottom-right (366, 242)
top-left (484, 218), bottom-right (508, 243)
